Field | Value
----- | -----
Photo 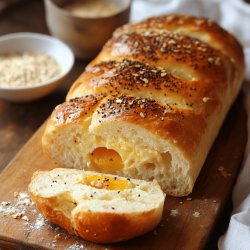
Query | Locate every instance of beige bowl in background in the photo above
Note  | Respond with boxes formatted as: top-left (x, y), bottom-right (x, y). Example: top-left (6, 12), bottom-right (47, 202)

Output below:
top-left (0, 33), bottom-right (74, 102)
top-left (44, 0), bottom-right (131, 60)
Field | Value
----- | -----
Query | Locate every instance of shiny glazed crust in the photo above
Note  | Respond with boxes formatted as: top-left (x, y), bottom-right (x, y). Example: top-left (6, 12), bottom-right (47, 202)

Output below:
top-left (113, 14), bottom-right (244, 72)
top-left (42, 14), bottom-right (244, 196)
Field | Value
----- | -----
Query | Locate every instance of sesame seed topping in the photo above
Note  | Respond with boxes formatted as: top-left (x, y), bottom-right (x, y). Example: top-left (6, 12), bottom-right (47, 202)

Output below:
top-left (107, 30), bottom-right (226, 83)
top-left (84, 59), bottom-right (199, 104)
top-left (208, 57), bottom-right (214, 63)
top-left (215, 57), bottom-right (221, 66)
top-left (115, 98), bottom-right (123, 104)
top-left (168, 39), bottom-right (176, 44)
top-left (92, 67), bottom-right (101, 73)
top-left (202, 97), bottom-right (211, 103)
top-left (140, 112), bottom-right (146, 118)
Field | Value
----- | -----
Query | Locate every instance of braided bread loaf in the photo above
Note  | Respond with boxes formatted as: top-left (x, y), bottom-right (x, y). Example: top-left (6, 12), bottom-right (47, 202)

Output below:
top-left (42, 14), bottom-right (244, 196)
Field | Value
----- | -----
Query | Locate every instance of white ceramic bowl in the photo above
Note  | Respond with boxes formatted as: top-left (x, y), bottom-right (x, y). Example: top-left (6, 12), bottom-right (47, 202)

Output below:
top-left (0, 32), bottom-right (74, 102)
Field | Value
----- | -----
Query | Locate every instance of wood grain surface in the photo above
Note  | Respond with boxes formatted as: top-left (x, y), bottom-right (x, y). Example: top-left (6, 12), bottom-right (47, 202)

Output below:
top-left (0, 1), bottom-right (247, 249)
top-left (0, 93), bottom-right (247, 250)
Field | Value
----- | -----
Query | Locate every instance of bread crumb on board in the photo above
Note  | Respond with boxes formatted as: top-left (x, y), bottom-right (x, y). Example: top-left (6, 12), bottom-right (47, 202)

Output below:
top-left (0, 192), bottom-right (49, 231)
top-left (170, 209), bottom-right (179, 217)
top-left (67, 242), bottom-right (86, 250)
top-left (192, 211), bottom-right (201, 218)
top-left (54, 233), bottom-right (63, 240)
top-left (0, 192), bottom-right (87, 249)
top-left (218, 166), bottom-right (232, 177)
top-left (0, 192), bottom-right (33, 221)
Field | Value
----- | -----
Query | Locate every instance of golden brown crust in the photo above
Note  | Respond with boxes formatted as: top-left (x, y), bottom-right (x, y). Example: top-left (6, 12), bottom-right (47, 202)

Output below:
top-left (30, 193), bottom-right (161, 243)
top-left (51, 94), bottom-right (106, 125)
top-left (73, 209), bottom-right (159, 243)
top-left (92, 31), bottom-right (232, 89)
top-left (67, 59), bottom-right (220, 116)
top-left (114, 14), bottom-right (244, 72)
top-left (30, 195), bottom-right (75, 235)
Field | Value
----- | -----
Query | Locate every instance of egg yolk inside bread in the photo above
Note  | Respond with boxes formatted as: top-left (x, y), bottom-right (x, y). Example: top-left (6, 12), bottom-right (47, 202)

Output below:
top-left (84, 174), bottom-right (128, 190)
top-left (88, 147), bottom-right (124, 173)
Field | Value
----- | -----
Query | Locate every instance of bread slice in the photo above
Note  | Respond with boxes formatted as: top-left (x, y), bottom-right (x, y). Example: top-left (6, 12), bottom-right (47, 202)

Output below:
top-left (29, 168), bottom-right (165, 243)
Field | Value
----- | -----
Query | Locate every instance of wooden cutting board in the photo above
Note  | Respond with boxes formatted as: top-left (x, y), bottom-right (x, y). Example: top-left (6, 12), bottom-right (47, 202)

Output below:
top-left (0, 93), bottom-right (247, 250)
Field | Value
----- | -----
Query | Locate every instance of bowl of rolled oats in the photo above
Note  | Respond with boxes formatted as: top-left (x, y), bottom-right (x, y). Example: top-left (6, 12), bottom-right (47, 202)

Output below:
top-left (0, 32), bottom-right (74, 102)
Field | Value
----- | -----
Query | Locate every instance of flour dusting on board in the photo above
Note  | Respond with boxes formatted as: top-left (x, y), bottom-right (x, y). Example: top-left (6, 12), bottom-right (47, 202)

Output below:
top-left (0, 192), bottom-right (87, 249)
top-left (170, 209), bottom-right (179, 217)
top-left (68, 242), bottom-right (86, 250)
top-left (0, 192), bottom-right (52, 231)
top-left (0, 192), bottom-right (33, 221)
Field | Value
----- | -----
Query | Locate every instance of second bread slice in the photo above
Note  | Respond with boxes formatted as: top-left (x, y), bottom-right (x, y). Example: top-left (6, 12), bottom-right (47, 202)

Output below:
top-left (29, 168), bottom-right (165, 243)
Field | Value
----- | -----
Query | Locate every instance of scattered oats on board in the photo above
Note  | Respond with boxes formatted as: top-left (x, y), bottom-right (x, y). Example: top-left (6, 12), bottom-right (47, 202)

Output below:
top-left (29, 213), bottom-right (46, 230)
top-left (68, 242), bottom-right (86, 250)
top-left (0, 192), bottom-right (52, 233)
top-left (0, 192), bottom-right (89, 248)
top-left (0, 192), bottom-right (32, 222)
top-left (218, 166), bottom-right (232, 177)
top-left (170, 209), bottom-right (179, 217)
top-left (193, 211), bottom-right (200, 218)
top-left (54, 233), bottom-right (63, 240)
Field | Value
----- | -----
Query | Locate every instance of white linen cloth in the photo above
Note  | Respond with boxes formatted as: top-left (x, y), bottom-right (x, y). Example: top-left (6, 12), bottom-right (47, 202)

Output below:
top-left (131, 0), bottom-right (250, 249)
